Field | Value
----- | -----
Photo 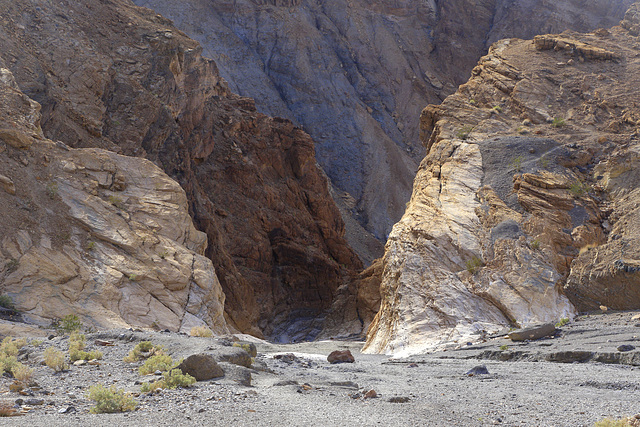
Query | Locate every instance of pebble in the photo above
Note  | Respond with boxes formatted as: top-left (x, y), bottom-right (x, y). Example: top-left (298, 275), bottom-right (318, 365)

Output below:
top-left (58, 406), bottom-right (76, 414)
top-left (25, 398), bottom-right (44, 405)
top-left (617, 344), bottom-right (635, 352)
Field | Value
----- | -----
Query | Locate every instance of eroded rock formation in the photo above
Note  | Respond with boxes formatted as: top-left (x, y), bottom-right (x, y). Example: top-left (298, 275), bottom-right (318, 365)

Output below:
top-left (365, 6), bottom-right (640, 355)
top-left (0, 0), bottom-right (361, 339)
top-left (0, 67), bottom-right (228, 333)
top-left (133, 0), bottom-right (633, 260)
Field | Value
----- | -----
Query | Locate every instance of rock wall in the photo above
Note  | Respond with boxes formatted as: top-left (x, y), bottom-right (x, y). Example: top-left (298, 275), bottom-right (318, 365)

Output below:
top-left (132, 0), bottom-right (633, 257)
top-left (365, 6), bottom-right (640, 355)
top-left (0, 0), bottom-right (361, 339)
top-left (0, 66), bottom-right (228, 333)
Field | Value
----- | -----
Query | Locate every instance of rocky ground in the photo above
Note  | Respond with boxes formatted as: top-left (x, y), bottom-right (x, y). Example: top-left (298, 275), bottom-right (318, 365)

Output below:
top-left (0, 311), bottom-right (639, 426)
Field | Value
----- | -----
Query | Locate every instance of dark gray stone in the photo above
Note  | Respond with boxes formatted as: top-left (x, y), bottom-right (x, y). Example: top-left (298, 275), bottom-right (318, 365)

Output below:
top-left (465, 365), bottom-right (490, 376)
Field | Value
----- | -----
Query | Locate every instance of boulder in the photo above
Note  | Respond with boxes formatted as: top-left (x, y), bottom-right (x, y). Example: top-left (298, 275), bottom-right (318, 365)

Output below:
top-left (176, 354), bottom-right (224, 381)
top-left (327, 350), bottom-right (355, 364)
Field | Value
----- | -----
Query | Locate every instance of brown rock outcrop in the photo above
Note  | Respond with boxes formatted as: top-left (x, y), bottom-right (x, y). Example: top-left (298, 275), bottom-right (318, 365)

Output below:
top-left (0, 0), bottom-right (361, 338)
top-left (0, 67), bottom-right (228, 333)
top-left (365, 4), bottom-right (640, 355)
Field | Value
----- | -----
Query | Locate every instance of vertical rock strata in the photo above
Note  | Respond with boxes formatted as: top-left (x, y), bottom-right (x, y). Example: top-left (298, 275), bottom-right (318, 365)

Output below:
top-left (0, 0), bottom-right (361, 338)
top-left (365, 7), bottom-right (640, 355)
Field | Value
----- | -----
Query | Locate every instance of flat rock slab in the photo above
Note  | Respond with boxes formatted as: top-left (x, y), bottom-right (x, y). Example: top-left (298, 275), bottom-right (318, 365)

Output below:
top-left (508, 323), bottom-right (556, 341)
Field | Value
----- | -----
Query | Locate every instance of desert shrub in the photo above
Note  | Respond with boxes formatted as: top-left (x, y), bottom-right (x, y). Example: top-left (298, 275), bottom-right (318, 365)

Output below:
top-left (189, 326), bottom-right (213, 337)
top-left (510, 155), bottom-right (524, 172)
top-left (124, 341), bottom-right (165, 362)
top-left (87, 384), bottom-right (137, 414)
top-left (12, 363), bottom-right (33, 384)
top-left (53, 314), bottom-right (83, 333)
top-left (499, 344), bottom-right (509, 351)
top-left (569, 180), bottom-right (589, 197)
top-left (70, 349), bottom-right (103, 362)
top-left (141, 369), bottom-right (195, 392)
top-left (233, 342), bottom-right (258, 357)
top-left (30, 339), bottom-right (43, 347)
top-left (1, 337), bottom-right (25, 357)
top-left (551, 117), bottom-right (566, 127)
top-left (0, 294), bottom-right (15, 309)
top-left (43, 347), bottom-right (68, 372)
top-left (555, 318), bottom-right (570, 328)
top-left (492, 105), bottom-right (502, 113)
top-left (531, 239), bottom-right (541, 250)
top-left (46, 182), bottom-right (58, 199)
top-left (139, 354), bottom-right (174, 375)
top-left (0, 354), bottom-right (18, 374)
top-left (465, 256), bottom-right (484, 274)
top-left (594, 418), bottom-right (631, 427)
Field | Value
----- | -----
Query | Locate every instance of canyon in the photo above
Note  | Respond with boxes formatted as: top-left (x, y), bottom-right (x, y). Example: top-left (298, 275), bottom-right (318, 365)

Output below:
top-left (0, 0), bottom-right (639, 361)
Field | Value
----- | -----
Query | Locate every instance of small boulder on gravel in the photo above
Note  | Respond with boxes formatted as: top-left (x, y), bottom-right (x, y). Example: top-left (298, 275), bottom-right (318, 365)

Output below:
top-left (617, 344), bottom-right (635, 352)
top-left (214, 347), bottom-right (253, 368)
top-left (327, 350), bottom-right (355, 364)
top-left (176, 354), bottom-right (224, 381)
top-left (508, 323), bottom-right (556, 341)
top-left (465, 365), bottom-right (490, 376)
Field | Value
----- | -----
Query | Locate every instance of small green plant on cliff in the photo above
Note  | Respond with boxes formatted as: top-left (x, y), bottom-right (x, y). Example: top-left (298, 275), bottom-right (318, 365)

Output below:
top-left (108, 195), bottom-right (124, 209)
top-left (531, 239), bottom-right (541, 250)
top-left (510, 155), bottom-right (524, 172)
top-left (140, 368), bottom-right (195, 393)
top-left (551, 117), bottom-right (566, 128)
top-left (456, 126), bottom-right (474, 141)
top-left (555, 317), bottom-right (570, 328)
top-left (0, 295), bottom-right (15, 310)
top-left (128, 273), bottom-right (138, 282)
top-left (492, 105), bottom-right (502, 113)
top-left (499, 344), bottom-right (509, 351)
top-left (4, 258), bottom-right (19, 274)
top-left (465, 256), bottom-right (484, 274)
top-left (468, 99), bottom-right (477, 105)
top-left (569, 180), bottom-right (589, 197)
top-left (86, 241), bottom-right (96, 251)
top-left (516, 126), bottom-right (530, 135)
top-left (46, 182), bottom-right (58, 199)
top-left (54, 314), bottom-right (83, 333)
top-left (87, 384), bottom-right (137, 414)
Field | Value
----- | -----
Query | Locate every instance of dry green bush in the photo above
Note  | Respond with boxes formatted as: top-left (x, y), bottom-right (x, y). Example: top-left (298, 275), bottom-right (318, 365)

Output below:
top-left (123, 341), bottom-right (164, 363)
top-left (141, 369), bottom-right (195, 392)
top-left (189, 326), bottom-right (213, 337)
top-left (43, 347), bottom-right (68, 372)
top-left (87, 384), bottom-right (137, 414)
top-left (12, 363), bottom-right (34, 385)
top-left (70, 349), bottom-right (103, 362)
top-left (139, 354), bottom-right (174, 375)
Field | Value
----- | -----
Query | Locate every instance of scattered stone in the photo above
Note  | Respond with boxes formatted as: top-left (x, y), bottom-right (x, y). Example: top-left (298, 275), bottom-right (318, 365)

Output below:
top-left (617, 344), bottom-right (635, 352)
top-left (273, 353), bottom-right (298, 363)
top-left (58, 406), bottom-right (76, 414)
top-left (24, 399), bottom-right (44, 406)
top-left (273, 380), bottom-right (298, 386)
top-left (364, 389), bottom-right (377, 399)
top-left (508, 323), bottom-right (556, 341)
top-left (327, 350), bottom-right (355, 364)
top-left (408, 363), bottom-right (419, 368)
top-left (0, 174), bottom-right (16, 195)
top-left (600, 305), bottom-right (609, 312)
top-left (176, 354), bottom-right (224, 381)
top-left (94, 339), bottom-right (114, 346)
top-left (329, 381), bottom-right (359, 389)
top-left (14, 398), bottom-right (24, 406)
top-left (388, 396), bottom-right (411, 403)
top-left (220, 362), bottom-right (252, 386)
top-left (233, 342), bottom-right (257, 357)
top-left (465, 365), bottom-right (490, 376)
top-left (73, 360), bottom-right (86, 366)
top-left (631, 314), bottom-right (640, 321)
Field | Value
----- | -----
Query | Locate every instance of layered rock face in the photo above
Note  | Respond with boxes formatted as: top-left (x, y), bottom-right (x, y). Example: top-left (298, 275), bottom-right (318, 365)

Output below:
top-left (0, 67), bottom-right (228, 333)
top-left (365, 7), bottom-right (640, 355)
top-left (0, 0), bottom-right (361, 339)
top-left (133, 0), bottom-right (633, 258)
